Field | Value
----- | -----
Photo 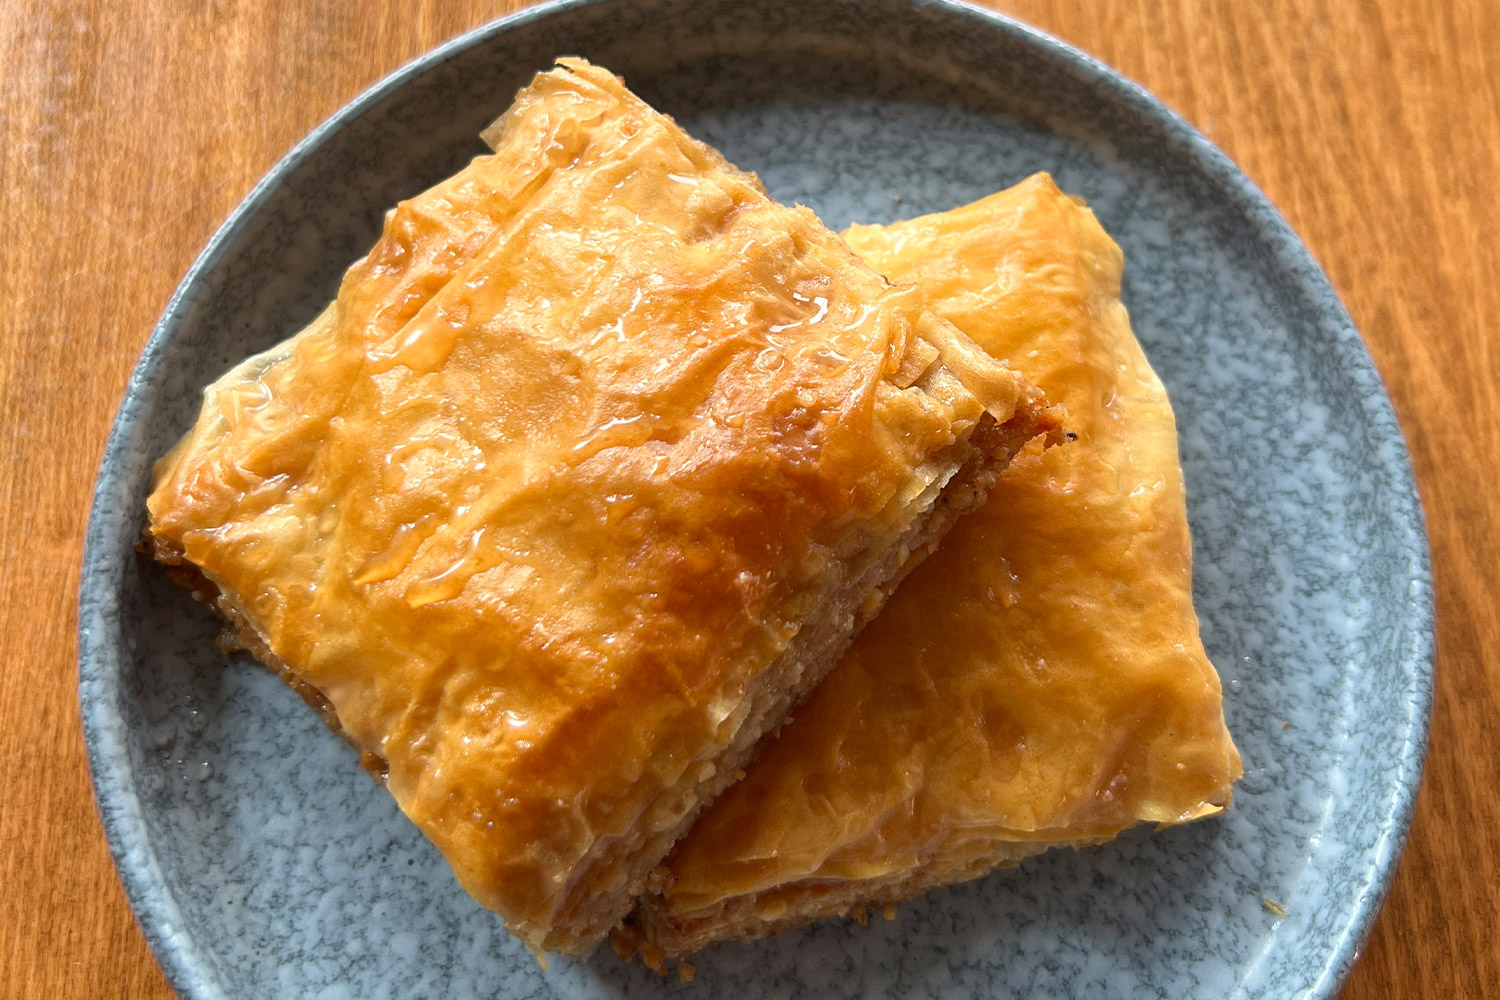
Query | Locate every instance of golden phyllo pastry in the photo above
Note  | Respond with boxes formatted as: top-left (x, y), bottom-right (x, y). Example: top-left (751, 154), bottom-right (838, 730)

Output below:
top-left (145, 60), bottom-right (1057, 957)
top-left (628, 175), bottom-right (1243, 960)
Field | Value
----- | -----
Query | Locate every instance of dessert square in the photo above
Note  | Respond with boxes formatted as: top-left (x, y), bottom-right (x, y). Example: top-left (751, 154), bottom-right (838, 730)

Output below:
top-left (146, 61), bottom-right (1055, 956)
top-left (629, 175), bottom-right (1241, 959)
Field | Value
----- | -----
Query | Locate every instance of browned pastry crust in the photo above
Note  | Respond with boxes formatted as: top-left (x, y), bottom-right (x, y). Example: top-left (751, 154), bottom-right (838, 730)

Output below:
top-left (626, 174), bottom-right (1242, 961)
top-left (144, 60), bottom-right (1056, 957)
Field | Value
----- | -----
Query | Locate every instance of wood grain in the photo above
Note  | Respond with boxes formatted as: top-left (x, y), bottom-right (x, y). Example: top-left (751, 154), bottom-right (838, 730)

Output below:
top-left (1, 1), bottom-right (1495, 996)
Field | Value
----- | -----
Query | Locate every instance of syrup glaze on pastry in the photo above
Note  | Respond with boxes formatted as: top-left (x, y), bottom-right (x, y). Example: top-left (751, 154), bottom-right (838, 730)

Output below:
top-left (146, 61), bottom-right (1056, 956)
top-left (630, 175), bottom-right (1243, 958)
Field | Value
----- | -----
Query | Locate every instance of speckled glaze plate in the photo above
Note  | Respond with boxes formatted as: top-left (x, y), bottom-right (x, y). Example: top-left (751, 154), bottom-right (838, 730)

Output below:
top-left (79, 1), bottom-right (1433, 997)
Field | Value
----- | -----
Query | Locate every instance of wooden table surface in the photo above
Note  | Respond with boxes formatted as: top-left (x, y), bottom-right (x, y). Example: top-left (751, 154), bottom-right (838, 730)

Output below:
top-left (3, 0), bottom-right (1496, 996)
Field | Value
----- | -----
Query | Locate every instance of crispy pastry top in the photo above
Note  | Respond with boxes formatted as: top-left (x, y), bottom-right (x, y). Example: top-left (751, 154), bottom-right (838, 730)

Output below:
top-left (652, 174), bottom-right (1243, 922)
top-left (146, 60), bottom-right (1047, 952)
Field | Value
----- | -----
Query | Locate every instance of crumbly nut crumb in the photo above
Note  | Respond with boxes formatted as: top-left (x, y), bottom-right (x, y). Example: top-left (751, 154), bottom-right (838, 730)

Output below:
top-left (1262, 896), bottom-right (1288, 918)
top-left (644, 866), bottom-right (675, 894)
top-left (608, 925), bottom-right (639, 962)
top-left (678, 961), bottom-right (696, 983)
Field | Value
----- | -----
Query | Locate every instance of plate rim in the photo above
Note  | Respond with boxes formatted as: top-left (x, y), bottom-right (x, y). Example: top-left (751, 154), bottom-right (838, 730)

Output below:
top-left (77, 2), bottom-right (1435, 997)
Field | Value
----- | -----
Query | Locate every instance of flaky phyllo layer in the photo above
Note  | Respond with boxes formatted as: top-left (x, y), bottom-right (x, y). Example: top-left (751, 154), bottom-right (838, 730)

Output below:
top-left (146, 60), bottom-right (1056, 956)
top-left (628, 175), bottom-right (1242, 960)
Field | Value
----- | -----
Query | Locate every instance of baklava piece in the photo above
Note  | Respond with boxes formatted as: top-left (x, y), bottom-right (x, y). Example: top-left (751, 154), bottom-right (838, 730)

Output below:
top-left (628, 175), bottom-right (1242, 959)
top-left (145, 62), bottom-right (1056, 957)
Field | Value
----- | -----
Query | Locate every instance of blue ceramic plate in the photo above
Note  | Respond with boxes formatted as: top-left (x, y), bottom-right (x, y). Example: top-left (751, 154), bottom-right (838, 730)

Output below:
top-left (79, 1), bottom-right (1433, 997)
